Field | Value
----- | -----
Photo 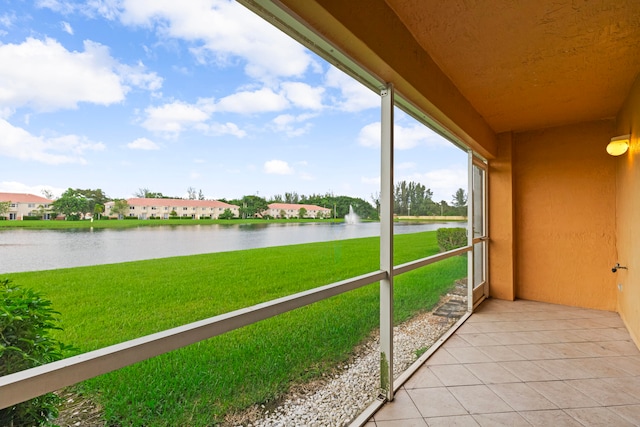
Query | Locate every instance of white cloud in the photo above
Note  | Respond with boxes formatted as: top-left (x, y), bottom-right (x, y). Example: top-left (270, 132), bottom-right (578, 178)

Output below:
top-left (127, 137), bottom-right (159, 150)
top-left (280, 82), bottom-right (324, 110)
top-left (357, 121), bottom-right (445, 149)
top-left (215, 88), bottom-right (289, 113)
top-left (325, 67), bottom-right (379, 112)
top-left (357, 122), bottom-right (380, 148)
top-left (0, 38), bottom-right (161, 115)
top-left (61, 21), bottom-right (73, 34)
top-left (0, 118), bottom-right (105, 164)
top-left (116, 0), bottom-right (315, 81)
top-left (272, 113), bottom-right (315, 137)
top-left (264, 159), bottom-right (294, 175)
top-left (142, 101), bottom-right (210, 134)
top-left (0, 12), bottom-right (16, 28)
top-left (0, 181), bottom-right (65, 198)
top-left (195, 122), bottom-right (246, 138)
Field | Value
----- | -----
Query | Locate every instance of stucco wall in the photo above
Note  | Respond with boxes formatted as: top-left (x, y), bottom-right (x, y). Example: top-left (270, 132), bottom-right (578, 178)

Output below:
top-left (615, 75), bottom-right (640, 346)
top-left (488, 132), bottom-right (515, 300)
top-left (513, 120), bottom-right (618, 310)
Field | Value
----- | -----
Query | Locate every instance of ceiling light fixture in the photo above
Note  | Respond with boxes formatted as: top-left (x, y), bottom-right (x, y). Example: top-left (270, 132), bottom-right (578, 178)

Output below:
top-left (607, 134), bottom-right (630, 156)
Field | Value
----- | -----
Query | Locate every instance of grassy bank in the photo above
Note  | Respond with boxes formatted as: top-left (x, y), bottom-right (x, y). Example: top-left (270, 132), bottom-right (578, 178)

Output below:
top-left (2, 231), bottom-right (466, 426)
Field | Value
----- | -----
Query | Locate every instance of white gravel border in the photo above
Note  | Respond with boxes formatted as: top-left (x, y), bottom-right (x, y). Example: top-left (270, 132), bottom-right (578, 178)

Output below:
top-left (237, 301), bottom-right (462, 427)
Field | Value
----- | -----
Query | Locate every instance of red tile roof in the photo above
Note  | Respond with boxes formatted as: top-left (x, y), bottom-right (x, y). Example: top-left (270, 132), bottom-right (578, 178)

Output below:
top-left (0, 192), bottom-right (53, 204)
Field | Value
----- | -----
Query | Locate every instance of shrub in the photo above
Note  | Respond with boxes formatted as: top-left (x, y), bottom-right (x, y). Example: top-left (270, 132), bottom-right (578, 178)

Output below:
top-left (0, 279), bottom-right (76, 426)
top-left (436, 227), bottom-right (467, 252)
top-left (218, 209), bottom-right (235, 220)
top-left (124, 216), bottom-right (138, 220)
top-left (23, 216), bottom-right (41, 221)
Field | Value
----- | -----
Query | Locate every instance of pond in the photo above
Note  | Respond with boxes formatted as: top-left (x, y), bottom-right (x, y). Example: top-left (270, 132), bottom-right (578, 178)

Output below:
top-left (0, 221), bottom-right (465, 273)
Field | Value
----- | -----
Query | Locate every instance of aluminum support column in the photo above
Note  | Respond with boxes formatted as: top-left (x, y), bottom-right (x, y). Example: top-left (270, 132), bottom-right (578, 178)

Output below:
top-left (467, 151), bottom-right (474, 312)
top-left (380, 83), bottom-right (394, 401)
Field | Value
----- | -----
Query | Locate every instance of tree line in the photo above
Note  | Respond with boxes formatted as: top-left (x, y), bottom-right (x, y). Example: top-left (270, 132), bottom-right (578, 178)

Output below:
top-left (4, 181), bottom-right (467, 220)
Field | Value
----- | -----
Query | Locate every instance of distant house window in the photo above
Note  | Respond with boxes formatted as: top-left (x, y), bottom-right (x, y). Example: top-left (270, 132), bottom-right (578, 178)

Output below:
top-left (151, 207), bottom-right (157, 210)
top-left (28, 203), bottom-right (35, 208)
top-left (164, 207), bottom-right (168, 210)
top-left (130, 206), bottom-right (135, 210)
top-left (192, 207), bottom-right (196, 211)
top-left (10, 203), bottom-right (16, 208)
top-left (183, 207), bottom-right (188, 211)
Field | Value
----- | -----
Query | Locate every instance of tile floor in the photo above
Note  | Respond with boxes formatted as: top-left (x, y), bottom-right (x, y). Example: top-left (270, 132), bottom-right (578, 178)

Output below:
top-left (366, 298), bottom-right (640, 426)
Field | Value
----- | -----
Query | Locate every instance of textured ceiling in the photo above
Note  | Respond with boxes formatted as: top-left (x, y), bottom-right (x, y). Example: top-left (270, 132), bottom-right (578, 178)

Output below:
top-left (383, 0), bottom-right (640, 133)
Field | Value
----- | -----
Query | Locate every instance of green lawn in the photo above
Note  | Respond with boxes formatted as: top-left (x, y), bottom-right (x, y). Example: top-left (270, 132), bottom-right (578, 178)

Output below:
top-left (2, 231), bottom-right (466, 426)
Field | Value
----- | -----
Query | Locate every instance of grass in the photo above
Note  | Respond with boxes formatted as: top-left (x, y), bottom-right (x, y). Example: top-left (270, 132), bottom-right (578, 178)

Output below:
top-left (2, 231), bottom-right (466, 426)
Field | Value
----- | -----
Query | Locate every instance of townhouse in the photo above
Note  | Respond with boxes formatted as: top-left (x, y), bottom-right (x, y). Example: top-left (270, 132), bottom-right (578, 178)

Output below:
top-left (0, 192), bottom-right (53, 220)
top-left (264, 203), bottom-right (332, 219)
top-left (104, 197), bottom-right (240, 219)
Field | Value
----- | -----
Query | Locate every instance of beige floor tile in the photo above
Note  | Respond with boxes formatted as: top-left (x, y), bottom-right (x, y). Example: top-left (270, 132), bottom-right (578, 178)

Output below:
top-left (510, 343), bottom-right (562, 360)
top-left (375, 419), bottom-right (428, 426)
top-left (519, 409), bottom-right (583, 426)
top-left (600, 339), bottom-right (640, 356)
top-left (404, 366), bottom-right (444, 389)
top-left (564, 406), bottom-right (636, 426)
top-left (408, 387), bottom-right (468, 418)
top-left (367, 300), bottom-right (640, 426)
top-left (446, 347), bottom-right (493, 363)
top-left (429, 364), bottom-right (482, 386)
top-left (544, 342), bottom-right (590, 358)
top-left (603, 376), bottom-right (640, 400)
top-left (448, 385), bottom-right (512, 414)
top-left (527, 380), bottom-right (599, 408)
top-left (424, 415), bottom-right (480, 426)
top-left (425, 349), bottom-right (460, 365)
top-left (609, 404), bottom-right (640, 425)
top-left (475, 345), bottom-right (525, 362)
top-left (487, 331), bottom-right (533, 345)
top-left (612, 355), bottom-right (640, 376)
top-left (488, 382), bottom-right (556, 411)
top-left (471, 321), bottom-right (524, 333)
top-left (464, 362), bottom-right (521, 384)
top-left (374, 388), bottom-right (423, 421)
top-left (570, 356), bottom-right (632, 378)
top-left (472, 412), bottom-right (530, 426)
top-left (456, 333), bottom-right (500, 347)
top-left (501, 360), bottom-right (558, 381)
top-left (571, 341), bottom-right (626, 357)
top-left (532, 359), bottom-right (593, 379)
top-left (535, 330), bottom-right (588, 343)
top-left (566, 378), bottom-right (640, 406)
top-left (442, 335), bottom-right (471, 348)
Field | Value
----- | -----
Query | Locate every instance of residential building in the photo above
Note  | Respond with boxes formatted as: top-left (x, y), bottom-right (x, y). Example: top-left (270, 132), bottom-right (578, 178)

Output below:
top-left (104, 197), bottom-right (240, 219)
top-left (264, 203), bottom-right (332, 219)
top-left (0, 192), bottom-right (53, 220)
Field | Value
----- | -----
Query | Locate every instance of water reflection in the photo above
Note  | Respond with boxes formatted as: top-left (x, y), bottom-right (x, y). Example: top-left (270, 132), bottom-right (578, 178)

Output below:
top-left (0, 221), bottom-right (465, 273)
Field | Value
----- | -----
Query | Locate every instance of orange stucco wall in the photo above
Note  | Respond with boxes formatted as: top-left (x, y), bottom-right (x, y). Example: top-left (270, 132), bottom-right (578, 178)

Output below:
top-left (488, 132), bottom-right (515, 300)
top-left (615, 75), bottom-right (640, 346)
top-left (512, 120), bottom-right (618, 310)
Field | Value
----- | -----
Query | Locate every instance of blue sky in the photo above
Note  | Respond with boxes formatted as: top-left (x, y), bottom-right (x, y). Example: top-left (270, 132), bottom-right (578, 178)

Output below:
top-left (0, 0), bottom-right (467, 204)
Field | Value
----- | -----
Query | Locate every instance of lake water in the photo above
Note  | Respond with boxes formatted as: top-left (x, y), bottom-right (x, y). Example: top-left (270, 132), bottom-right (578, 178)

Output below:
top-left (0, 221), bottom-right (465, 274)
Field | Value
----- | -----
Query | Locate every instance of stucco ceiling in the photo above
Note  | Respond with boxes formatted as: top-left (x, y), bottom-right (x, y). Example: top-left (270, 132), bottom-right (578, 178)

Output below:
top-left (383, 0), bottom-right (640, 133)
